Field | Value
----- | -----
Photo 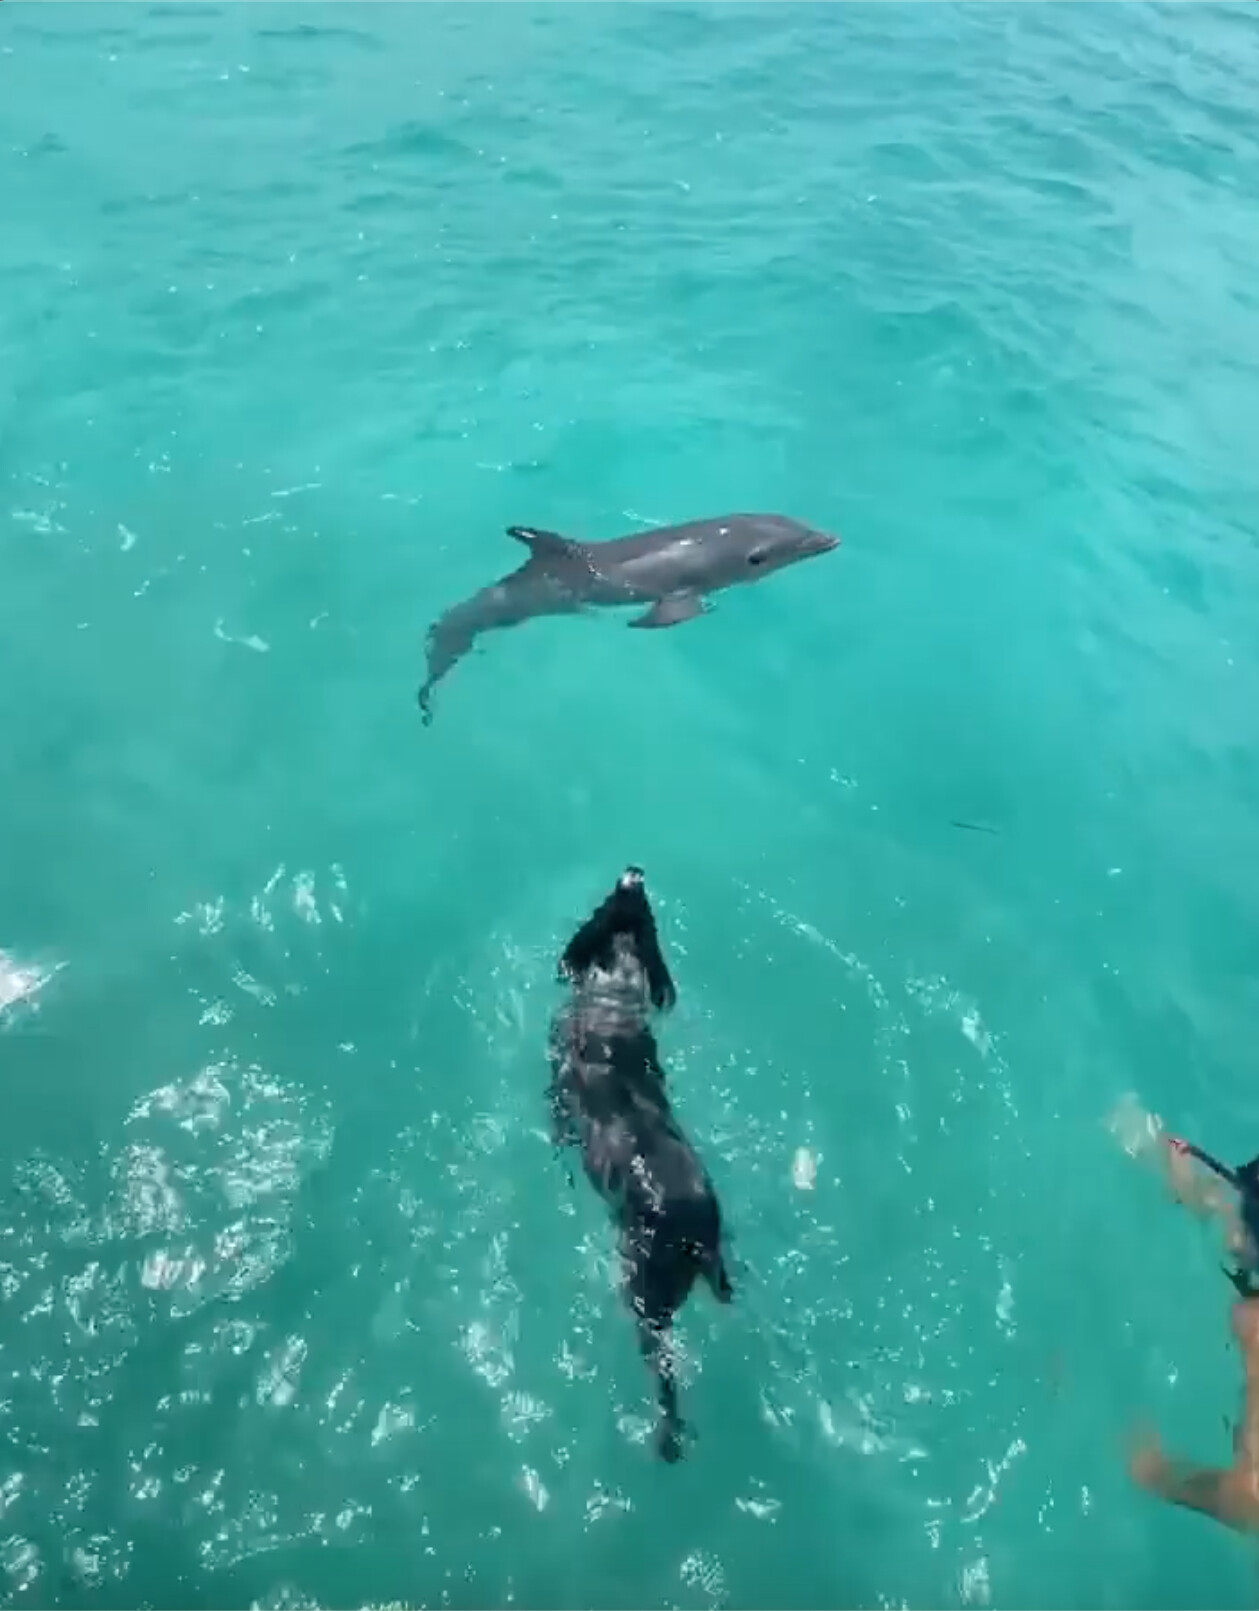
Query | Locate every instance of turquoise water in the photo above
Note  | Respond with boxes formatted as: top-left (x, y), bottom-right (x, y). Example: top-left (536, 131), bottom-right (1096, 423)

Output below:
top-left (3, 1), bottom-right (1259, 1604)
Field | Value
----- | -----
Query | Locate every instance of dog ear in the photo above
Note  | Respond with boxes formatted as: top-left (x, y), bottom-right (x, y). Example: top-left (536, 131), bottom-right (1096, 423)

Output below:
top-left (637, 917), bottom-right (677, 1010)
top-left (648, 963), bottom-right (677, 1012)
top-left (705, 1252), bottom-right (734, 1304)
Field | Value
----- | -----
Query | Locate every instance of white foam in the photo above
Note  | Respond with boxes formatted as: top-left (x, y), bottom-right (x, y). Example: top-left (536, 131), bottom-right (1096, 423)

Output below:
top-left (213, 619), bottom-right (270, 653)
top-left (0, 950), bottom-right (57, 1017)
top-left (791, 1145), bottom-right (818, 1190)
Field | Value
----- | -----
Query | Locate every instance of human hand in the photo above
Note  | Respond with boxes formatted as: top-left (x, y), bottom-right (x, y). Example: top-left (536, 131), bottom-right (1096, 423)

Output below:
top-left (1231, 1298), bottom-right (1259, 1353)
top-left (1165, 1137), bottom-right (1199, 1204)
top-left (1128, 1425), bottom-right (1171, 1494)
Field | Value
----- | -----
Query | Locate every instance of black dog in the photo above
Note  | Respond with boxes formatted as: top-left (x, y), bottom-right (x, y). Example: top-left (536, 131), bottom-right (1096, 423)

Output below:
top-left (547, 866), bottom-right (734, 1462)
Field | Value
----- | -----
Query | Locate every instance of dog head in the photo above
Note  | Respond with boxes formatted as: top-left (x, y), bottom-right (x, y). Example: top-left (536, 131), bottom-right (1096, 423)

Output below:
top-left (558, 866), bottom-right (677, 1012)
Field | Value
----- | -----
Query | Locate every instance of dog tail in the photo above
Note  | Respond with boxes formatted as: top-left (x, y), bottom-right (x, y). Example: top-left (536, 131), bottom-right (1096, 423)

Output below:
top-left (559, 866), bottom-right (676, 1010)
top-left (634, 1314), bottom-right (687, 1464)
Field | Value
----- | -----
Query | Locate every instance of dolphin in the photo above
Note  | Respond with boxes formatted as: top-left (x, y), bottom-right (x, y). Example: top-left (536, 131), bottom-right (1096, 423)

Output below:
top-left (417, 512), bottom-right (840, 723)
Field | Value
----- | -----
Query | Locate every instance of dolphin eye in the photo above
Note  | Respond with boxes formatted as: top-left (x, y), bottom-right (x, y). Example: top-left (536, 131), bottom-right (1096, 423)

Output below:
top-left (748, 549), bottom-right (767, 567)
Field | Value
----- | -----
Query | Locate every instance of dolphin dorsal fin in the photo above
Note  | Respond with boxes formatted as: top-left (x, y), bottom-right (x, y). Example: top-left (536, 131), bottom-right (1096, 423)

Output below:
top-left (505, 524), bottom-right (579, 561)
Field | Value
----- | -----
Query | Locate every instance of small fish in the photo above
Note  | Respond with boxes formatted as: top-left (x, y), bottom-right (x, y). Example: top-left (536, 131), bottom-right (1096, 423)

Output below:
top-left (950, 820), bottom-right (1000, 836)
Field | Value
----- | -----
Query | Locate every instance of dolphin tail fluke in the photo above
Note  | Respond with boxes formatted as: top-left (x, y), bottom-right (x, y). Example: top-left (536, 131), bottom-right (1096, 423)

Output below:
top-left (417, 607), bottom-right (481, 727)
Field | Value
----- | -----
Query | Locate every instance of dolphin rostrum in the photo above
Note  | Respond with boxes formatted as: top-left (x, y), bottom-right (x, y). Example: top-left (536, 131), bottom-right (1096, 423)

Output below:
top-left (417, 512), bottom-right (840, 723)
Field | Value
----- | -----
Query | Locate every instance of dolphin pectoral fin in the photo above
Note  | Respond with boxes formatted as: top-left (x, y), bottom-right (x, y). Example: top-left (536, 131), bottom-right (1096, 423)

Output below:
top-left (629, 593), bottom-right (708, 629)
top-left (505, 525), bottom-right (580, 562)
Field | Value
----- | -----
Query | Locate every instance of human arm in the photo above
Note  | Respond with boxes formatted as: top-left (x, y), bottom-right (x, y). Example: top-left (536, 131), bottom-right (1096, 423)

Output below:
top-left (1129, 1438), bottom-right (1257, 1531)
top-left (1165, 1138), bottom-right (1236, 1224)
top-left (1128, 1303), bottom-right (1259, 1533)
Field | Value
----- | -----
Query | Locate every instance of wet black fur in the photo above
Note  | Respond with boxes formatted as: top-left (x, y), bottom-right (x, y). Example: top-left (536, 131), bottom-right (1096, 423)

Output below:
top-left (548, 869), bottom-right (733, 1462)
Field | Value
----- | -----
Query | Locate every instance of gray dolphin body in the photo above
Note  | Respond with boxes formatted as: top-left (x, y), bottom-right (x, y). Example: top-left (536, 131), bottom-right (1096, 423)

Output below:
top-left (417, 512), bottom-right (839, 722)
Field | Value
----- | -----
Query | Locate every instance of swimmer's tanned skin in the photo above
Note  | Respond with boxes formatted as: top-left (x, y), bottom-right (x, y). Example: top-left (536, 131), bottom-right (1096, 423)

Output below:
top-left (1130, 1298), bottom-right (1259, 1533)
